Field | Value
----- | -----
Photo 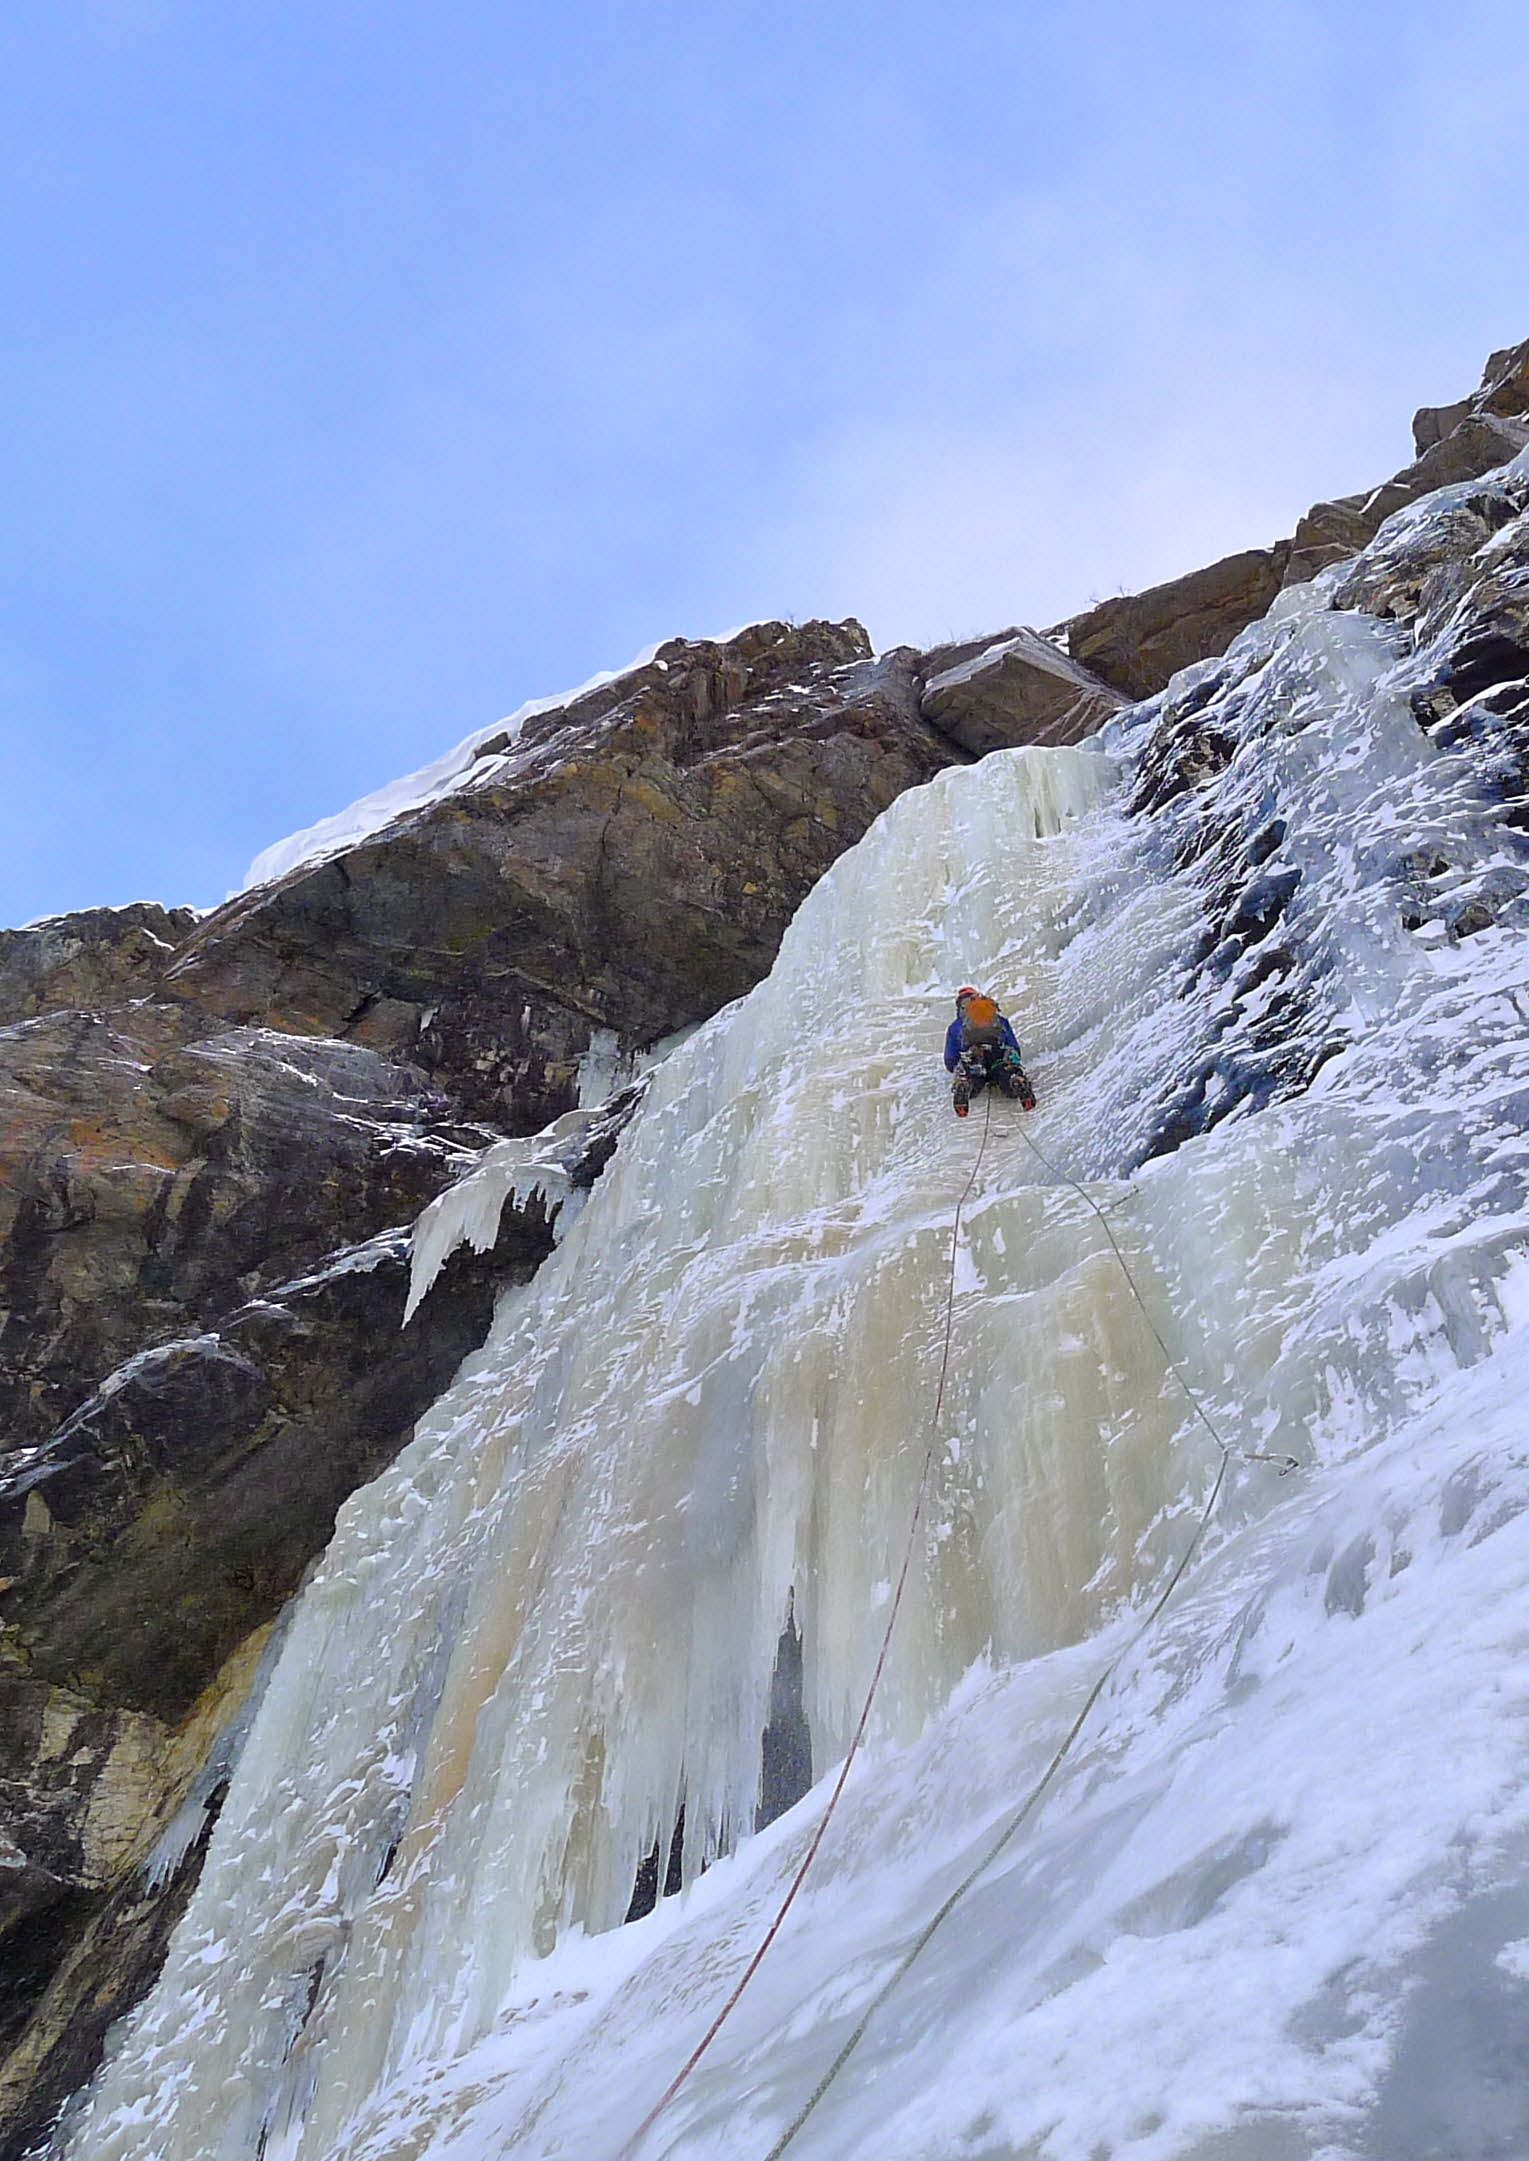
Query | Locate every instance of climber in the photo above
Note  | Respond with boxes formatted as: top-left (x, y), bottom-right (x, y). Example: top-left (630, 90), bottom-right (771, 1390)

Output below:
top-left (943, 987), bottom-right (1036, 1117)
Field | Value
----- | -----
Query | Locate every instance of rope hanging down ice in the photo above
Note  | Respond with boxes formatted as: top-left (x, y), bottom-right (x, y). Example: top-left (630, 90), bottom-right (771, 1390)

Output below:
top-left (760, 1121), bottom-right (1300, 2161)
top-left (623, 1086), bottom-right (1299, 2161)
top-left (613, 1091), bottom-right (999, 2160)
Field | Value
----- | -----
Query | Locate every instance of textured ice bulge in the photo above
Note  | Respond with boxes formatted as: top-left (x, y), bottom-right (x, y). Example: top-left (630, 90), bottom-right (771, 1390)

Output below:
top-left (70, 462), bottom-right (1529, 2161)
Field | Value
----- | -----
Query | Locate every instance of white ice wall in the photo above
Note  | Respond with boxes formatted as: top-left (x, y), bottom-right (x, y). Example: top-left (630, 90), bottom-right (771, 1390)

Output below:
top-left (68, 464), bottom-right (1529, 2161)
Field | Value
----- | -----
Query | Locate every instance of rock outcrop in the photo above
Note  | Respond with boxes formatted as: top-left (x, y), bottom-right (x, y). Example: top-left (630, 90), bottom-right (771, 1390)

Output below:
top-left (0, 906), bottom-right (198, 1028)
top-left (918, 627), bottom-right (1124, 755)
top-left (0, 1202), bottom-right (551, 2160)
top-left (164, 622), bottom-right (961, 1130)
top-left (1284, 411), bottom-right (1529, 585)
top-left (0, 1018), bottom-right (494, 1452)
top-left (1064, 546), bottom-right (1294, 704)
top-left (0, 1628), bottom-right (265, 2161)
top-left (0, 1014), bottom-right (546, 2155)
top-left (1062, 337), bottom-right (1529, 701)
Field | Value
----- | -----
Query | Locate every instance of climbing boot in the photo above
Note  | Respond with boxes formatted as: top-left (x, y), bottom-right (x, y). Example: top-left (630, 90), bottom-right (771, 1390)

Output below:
top-left (996, 1055), bottom-right (1036, 1110)
top-left (952, 1075), bottom-right (971, 1118)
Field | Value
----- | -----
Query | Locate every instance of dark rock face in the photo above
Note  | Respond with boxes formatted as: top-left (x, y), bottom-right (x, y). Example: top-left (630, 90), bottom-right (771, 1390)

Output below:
top-left (918, 628), bottom-right (1123, 755)
top-left (0, 1016), bottom-right (494, 1451)
top-left (0, 1156), bottom-right (580, 2160)
top-left (0, 1032), bottom-right (548, 2154)
top-left (0, 1777), bottom-right (221, 2161)
top-left (165, 623), bottom-right (961, 1129)
top-left (1065, 546), bottom-right (1292, 703)
top-left (1, 1208), bottom-right (550, 1726)
top-left (0, 1195), bottom-right (554, 2158)
top-left (0, 1607), bottom-right (277, 2161)
top-left (0, 906), bottom-right (198, 1029)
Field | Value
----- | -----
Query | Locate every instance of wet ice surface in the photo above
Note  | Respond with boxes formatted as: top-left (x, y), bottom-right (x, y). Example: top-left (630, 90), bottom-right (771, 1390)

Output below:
top-left (66, 456), bottom-right (1529, 2160)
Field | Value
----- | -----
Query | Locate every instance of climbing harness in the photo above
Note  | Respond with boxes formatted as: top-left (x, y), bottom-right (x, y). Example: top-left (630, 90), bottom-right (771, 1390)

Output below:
top-left (620, 1085), bottom-right (1299, 2161)
top-left (614, 1092), bottom-right (999, 2159)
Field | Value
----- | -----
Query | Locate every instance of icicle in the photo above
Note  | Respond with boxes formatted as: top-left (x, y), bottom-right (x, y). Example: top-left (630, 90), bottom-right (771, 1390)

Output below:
top-left (403, 1109), bottom-right (594, 1323)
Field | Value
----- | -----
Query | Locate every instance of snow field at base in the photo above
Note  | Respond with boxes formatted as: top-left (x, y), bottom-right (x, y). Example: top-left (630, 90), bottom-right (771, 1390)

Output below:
top-left (66, 486), bottom-right (1529, 2161)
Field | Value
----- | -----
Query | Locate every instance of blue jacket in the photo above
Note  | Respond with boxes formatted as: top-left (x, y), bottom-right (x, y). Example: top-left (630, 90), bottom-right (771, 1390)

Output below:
top-left (944, 1008), bottom-right (1021, 1070)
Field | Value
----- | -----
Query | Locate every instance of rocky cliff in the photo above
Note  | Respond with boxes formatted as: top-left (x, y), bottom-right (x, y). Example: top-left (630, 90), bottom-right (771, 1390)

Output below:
top-left (2, 343), bottom-right (1527, 2156)
top-left (1063, 334), bottom-right (1529, 698)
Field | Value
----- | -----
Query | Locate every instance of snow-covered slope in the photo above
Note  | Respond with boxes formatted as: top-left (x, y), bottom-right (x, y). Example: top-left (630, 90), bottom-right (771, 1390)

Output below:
top-left (67, 454), bottom-right (1529, 2161)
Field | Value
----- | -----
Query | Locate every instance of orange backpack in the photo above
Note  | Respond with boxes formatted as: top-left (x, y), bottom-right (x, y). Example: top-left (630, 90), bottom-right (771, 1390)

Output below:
top-left (962, 993), bottom-right (1001, 1043)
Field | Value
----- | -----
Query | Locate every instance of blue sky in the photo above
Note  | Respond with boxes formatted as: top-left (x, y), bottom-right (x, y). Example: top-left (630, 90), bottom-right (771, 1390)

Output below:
top-left (5, 1), bottom-right (1529, 924)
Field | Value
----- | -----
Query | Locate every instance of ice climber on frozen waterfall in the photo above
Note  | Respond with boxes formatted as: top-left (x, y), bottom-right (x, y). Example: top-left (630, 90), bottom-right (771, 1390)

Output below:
top-left (944, 987), bottom-right (1036, 1117)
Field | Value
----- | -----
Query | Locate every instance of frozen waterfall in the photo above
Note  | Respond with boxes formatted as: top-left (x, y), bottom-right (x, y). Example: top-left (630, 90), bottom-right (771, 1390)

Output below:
top-left (64, 464), bottom-right (1529, 2160)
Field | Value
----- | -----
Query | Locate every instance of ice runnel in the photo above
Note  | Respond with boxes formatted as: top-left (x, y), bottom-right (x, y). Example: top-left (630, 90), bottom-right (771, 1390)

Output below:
top-left (66, 466), bottom-right (1529, 2161)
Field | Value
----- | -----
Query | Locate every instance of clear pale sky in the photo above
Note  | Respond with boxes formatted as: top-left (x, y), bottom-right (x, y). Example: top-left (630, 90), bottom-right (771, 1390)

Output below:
top-left (5, 0), bottom-right (1529, 924)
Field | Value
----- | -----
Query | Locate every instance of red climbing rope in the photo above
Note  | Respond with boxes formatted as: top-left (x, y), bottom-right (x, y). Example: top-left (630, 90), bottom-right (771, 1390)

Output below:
top-left (613, 1091), bottom-right (998, 2160)
top-left (619, 1085), bottom-right (1300, 2160)
top-left (757, 1117), bottom-right (1299, 2160)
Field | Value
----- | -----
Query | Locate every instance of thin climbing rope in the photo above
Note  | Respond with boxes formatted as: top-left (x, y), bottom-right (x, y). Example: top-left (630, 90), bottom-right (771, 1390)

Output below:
top-left (613, 1090), bottom-right (999, 2161)
top-left (1012, 1120), bottom-right (1301, 1478)
top-left (619, 1083), bottom-right (1299, 2160)
top-left (759, 1116), bottom-right (1299, 2161)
